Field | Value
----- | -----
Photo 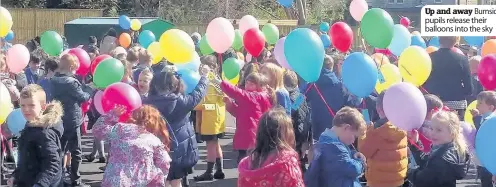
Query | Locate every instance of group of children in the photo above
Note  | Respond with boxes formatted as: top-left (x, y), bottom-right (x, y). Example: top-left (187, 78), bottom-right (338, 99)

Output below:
top-left (1, 30), bottom-right (496, 187)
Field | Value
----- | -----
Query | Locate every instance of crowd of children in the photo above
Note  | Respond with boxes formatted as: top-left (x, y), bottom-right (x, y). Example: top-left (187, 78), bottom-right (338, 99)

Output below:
top-left (2, 29), bottom-right (496, 187)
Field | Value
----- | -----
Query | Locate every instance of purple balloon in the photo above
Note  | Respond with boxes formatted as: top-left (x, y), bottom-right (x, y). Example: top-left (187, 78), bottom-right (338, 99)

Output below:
top-left (274, 37), bottom-right (292, 69)
top-left (383, 82), bottom-right (427, 131)
top-left (460, 121), bottom-right (476, 149)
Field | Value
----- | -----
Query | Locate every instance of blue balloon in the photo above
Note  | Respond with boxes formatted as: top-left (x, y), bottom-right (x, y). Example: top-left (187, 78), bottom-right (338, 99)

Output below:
top-left (5, 30), bottom-right (14, 42)
top-left (7, 109), bottom-right (27, 136)
top-left (429, 36), bottom-right (440, 47)
top-left (176, 52), bottom-right (201, 72)
top-left (119, 15), bottom-right (131, 30)
top-left (320, 34), bottom-right (331, 48)
top-left (177, 68), bottom-right (201, 94)
top-left (277, 0), bottom-right (294, 7)
top-left (388, 24), bottom-right (411, 56)
top-left (319, 22), bottom-right (330, 33)
top-left (284, 28), bottom-right (325, 83)
top-left (138, 30), bottom-right (156, 49)
top-left (464, 36), bottom-right (484, 47)
top-left (476, 117), bottom-right (496, 175)
top-left (342, 52), bottom-right (378, 97)
top-left (411, 35), bottom-right (427, 49)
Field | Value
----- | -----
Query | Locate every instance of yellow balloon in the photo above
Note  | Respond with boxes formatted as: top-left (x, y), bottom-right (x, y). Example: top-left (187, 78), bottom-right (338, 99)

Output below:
top-left (222, 72), bottom-right (239, 85)
top-left (370, 53), bottom-right (390, 67)
top-left (375, 64), bottom-right (402, 94)
top-left (159, 29), bottom-right (195, 64)
top-left (147, 42), bottom-right (163, 64)
top-left (130, 19), bottom-right (142, 31)
top-left (398, 46), bottom-right (432, 87)
top-left (465, 101), bottom-right (477, 127)
top-left (0, 7), bottom-right (13, 37)
top-left (0, 82), bottom-right (13, 124)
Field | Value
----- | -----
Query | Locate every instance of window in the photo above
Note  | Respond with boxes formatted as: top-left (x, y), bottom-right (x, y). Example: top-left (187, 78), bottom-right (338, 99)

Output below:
top-left (397, 0), bottom-right (404, 3)
top-left (388, 0), bottom-right (395, 3)
top-left (434, 0), bottom-right (442, 3)
top-left (388, 0), bottom-right (404, 3)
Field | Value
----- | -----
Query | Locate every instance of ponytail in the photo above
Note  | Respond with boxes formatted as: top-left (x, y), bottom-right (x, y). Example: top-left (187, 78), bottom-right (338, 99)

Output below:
top-left (265, 87), bottom-right (277, 106)
top-left (454, 131), bottom-right (468, 160)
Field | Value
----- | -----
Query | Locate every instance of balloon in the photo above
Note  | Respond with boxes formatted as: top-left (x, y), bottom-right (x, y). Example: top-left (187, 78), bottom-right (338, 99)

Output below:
top-left (320, 34), bottom-right (331, 48)
top-left (239, 15), bottom-right (259, 36)
top-left (102, 82), bottom-right (142, 121)
top-left (383, 82), bottom-right (427, 131)
top-left (90, 54), bottom-right (112, 75)
top-left (429, 36), bottom-right (440, 47)
top-left (93, 90), bottom-right (105, 114)
top-left (375, 63), bottom-right (402, 94)
top-left (243, 28), bottom-right (266, 57)
top-left (481, 39), bottom-right (496, 56)
top-left (200, 34), bottom-right (215, 55)
top-left (285, 28), bottom-right (325, 82)
top-left (360, 8), bottom-right (394, 48)
top-left (375, 48), bottom-right (392, 56)
top-left (465, 101), bottom-right (477, 127)
top-left (411, 35), bottom-right (426, 49)
top-left (130, 19), bottom-right (142, 31)
top-left (232, 30), bottom-right (244, 51)
top-left (371, 53), bottom-right (390, 66)
top-left (464, 36), bottom-right (484, 47)
top-left (349, 0), bottom-right (368, 21)
top-left (119, 15), bottom-right (131, 30)
top-left (68, 48), bottom-right (91, 76)
top-left (426, 46), bottom-right (438, 54)
top-left (147, 42), bottom-right (163, 64)
top-left (6, 44), bottom-right (30, 74)
top-left (319, 22), bottom-right (330, 33)
top-left (138, 30), bottom-right (156, 48)
top-left (461, 121), bottom-right (476, 149)
top-left (223, 58), bottom-right (242, 79)
top-left (274, 37), bottom-right (291, 69)
top-left (7, 109), bottom-right (27, 136)
top-left (0, 82), bottom-right (13, 124)
top-left (40, 31), bottom-right (64, 56)
top-left (176, 52), bottom-right (201, 72)
top-left (342, 52), bottom-right (378, 97)
top-left (277, 0), bottom-right (294, 7)
top-left (0, 7), bottom-right (13, 37)
top-left (177, 68), bottom-right (201, 94)
top-left (451, 47), bottom-right (464, 55)
top-left (246, 53), bottom-right (253, 63)
top-left (191, 32), bottom-right (201, 41)
top-left (93, 58), bottom-right (125, 88)
top-left (411, 31), bottom-right (421, 36)
top-left (400, 17), bottom-right (411, 27)
top-left (330, 22), bottom-right (353, 53)
top-left (206, 17), bottom-right (235, 53)
top-left (160, 29), bottom-right (195, 64)
top-left (398, 46), bottom-right (432, 87)
top-left (387, 24), bottom-right (411, 56)
top-left (478, 55), bottom-right (496, 90)
top-left (475, 117), bottom-right (496, 174)
top-left (262, 24), bottom-right (279, 45)
top-left (224, 73), bottom-right (240, 85)
top-left (119, 33), bottom-right (132, 48)
top-left (5, 30), bottom-right (14, 42)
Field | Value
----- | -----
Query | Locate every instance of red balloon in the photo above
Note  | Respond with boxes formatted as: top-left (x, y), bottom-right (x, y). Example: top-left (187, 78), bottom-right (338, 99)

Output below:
top-left (91, 54), bottom-right (112, 75)
top-left (489, 36), bottom-right (496, 39)
top-left (400, 17), bottom-right (411, 28)
top-left (375, 48), bottom-right (392, 56)
top-left (479, 55), bottom-right (496, 90)
top-left (329, 22), bottom-right (353, 53)
top-left (102, 82), bottom-right (142, 121)
top-left (243, 28), bottom-right (266, 57)
top-left (451, 47), bottom-right (464, 55)
top-left (68, 48), bottom-right (91, 76)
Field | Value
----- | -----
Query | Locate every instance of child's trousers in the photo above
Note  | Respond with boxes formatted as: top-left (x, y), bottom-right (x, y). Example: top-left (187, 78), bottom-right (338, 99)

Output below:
top-left (237, 150), bottom-right (247, 164)
top-left (478, 166), bottom-right (494, 187)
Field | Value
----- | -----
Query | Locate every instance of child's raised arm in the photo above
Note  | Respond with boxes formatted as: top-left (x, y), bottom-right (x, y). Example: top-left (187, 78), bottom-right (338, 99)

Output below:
top-left (220, 80), bottom-right (249, 101)
top-left (182, 77), bottom-right (208, 110)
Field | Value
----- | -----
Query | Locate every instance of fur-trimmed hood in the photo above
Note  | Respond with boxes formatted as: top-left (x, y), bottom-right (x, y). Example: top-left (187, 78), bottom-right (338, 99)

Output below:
top-left (27, 100), bottom-right (64, 128)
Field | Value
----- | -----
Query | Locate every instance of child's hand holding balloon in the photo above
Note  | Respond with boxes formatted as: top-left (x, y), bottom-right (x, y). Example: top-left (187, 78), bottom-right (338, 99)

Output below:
top-left (470, 108), bottom-right (480, 117)
top-left (110, 105), bottom-right (127, 117)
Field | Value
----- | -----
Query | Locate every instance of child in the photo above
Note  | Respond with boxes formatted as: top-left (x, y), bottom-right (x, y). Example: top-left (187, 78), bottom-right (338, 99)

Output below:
top-left (238, 63), bottom-right (259, 89)
top-left (38, 57), bottom-right (59, 102)
top-left (133, 50), bottom-right (153, 83)
top-left (144, 66), bottom-right (208, 187)
top-left (25, 54), bottom-right (42, 84)
top-left (86, 45), bottom-right (99, 62)
top-left (358, 91), bottom-right (408, 187)
top-left (469, 56), bottom-right (484, 103)
top-left (408, 110), bottom-right (469, 186)
top-left (50, 54), bottom-right (92, 187)
top-left (304, 107), bottom-right (366, 187)
top-left (238, 108), bottom-right (304, 187)
top-left (136, 68), bottom-right (153, 98)
top-left (261, 63), bottom-right (291, 114)
top-left (120, 59), bottom-right (135, 84)
top-left (193, 55), bottom-right (226, 181)
top-left (221, 72), bottom-right (274, 163)
top-left (9, 84), bottom-right (64, 187)
top-left (127, 47), bottom-right (140, 67)
top-left (93, 105), bottom-right (171, 186)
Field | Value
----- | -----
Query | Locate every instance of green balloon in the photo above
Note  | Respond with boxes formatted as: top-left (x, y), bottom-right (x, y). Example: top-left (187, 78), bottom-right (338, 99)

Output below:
top-left (360, 8), bottom-right (394, 49)
top-left (40, 31), bottom-right (63, 56)
top-left (222, 58), bottom-right (241, 79)
top-left (262, 24), bottom-right (279, 45)
top-left (93, 58), bottom-right (125, 88)
top-left (200, 35), bottom-right (214, 55)
top-left (232, 29), bottom-right (243, 51)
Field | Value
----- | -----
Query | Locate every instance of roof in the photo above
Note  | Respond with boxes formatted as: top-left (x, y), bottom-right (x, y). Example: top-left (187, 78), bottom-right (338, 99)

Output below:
top-left (65, 17), bottom-right (162, 25)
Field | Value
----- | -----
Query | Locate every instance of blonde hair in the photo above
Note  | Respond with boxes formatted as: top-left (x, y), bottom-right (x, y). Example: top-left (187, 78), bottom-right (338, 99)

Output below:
top-left (58, 54), bottom-right (79, 72)
top-left (261, 63), bottom-right (284, 90)
top-left (432, 111), bottom-right (467, 160)
top-left (20, 84), bottom-right (47, 104)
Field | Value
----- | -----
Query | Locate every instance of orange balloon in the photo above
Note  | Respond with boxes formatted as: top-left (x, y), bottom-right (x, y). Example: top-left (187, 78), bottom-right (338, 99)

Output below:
top-left (119, 33), bottom-right (132, 48)
top-left (371, 53), bottom-right (390, 66)
top-left (426, 46), bottom-right (438, 54)
top-left (482, 39), bottom-right (496, 57)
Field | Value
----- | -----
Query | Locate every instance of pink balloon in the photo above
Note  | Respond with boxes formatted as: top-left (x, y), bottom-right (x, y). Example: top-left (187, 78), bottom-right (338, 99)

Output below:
top-left (69, 48), bottom-right (91, 76)
top-left (246, 53), bottom-right (253, 63)
top-left (400, 17), bottom-right (411, 27)
top-left (93, 90), bottom-right (105, 114)
top-left (274, 37), bottom-right (291, 69)
top-left (374, 48), bottom-right (392, 56)
top-left (239, 15), bottom-right (259, 36)
top-left (452, 47), bottom-right (464, 55)
top-left (6, 44), bottom-right (30, 74)
top-left (206, 17), bottom-right (235, 53)
top-left (59, 49), bottom-right (70, 58)
top-left (383, 82), bottom-right (427, 131)
top-left (349, 0), bottom-right (368, 21)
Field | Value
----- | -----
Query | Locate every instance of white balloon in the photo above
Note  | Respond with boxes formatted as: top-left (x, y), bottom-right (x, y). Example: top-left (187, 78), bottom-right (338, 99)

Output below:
top-left (239, 15), bottom-right (259, 36)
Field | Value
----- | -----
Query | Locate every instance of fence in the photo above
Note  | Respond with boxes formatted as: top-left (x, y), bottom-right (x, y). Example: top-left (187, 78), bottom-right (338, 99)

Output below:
top-left (176, 19), bottom-right (299, 36)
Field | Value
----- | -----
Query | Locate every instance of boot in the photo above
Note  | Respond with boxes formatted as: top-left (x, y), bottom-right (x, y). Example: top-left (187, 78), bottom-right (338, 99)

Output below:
top-left (193, 162), bottom-right (214, 181)
top-left (214, 158), bottom-right (225, 179)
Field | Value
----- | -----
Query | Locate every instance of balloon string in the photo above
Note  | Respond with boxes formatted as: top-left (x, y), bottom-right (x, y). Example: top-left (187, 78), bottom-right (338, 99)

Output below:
top-left (218, 53), bottom-right (223, 76)
top-left (312, 83), bottom-right (336, 117)
top-left (420, 86), bottom-right (429, 94)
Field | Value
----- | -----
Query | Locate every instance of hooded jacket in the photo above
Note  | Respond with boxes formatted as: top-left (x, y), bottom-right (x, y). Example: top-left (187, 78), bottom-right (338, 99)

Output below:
top-left (287, 87), bottom-right (311, 156)
top-left (14, 101), bottom-right (64, 187)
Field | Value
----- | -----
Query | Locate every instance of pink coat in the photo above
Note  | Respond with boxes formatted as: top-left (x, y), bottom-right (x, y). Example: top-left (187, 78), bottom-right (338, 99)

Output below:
top-left (220, 81), bottom-right (272, 150)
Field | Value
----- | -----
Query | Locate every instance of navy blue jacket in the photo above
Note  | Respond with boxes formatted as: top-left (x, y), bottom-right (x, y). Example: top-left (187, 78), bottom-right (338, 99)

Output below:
top-left (144, 77), bottom-right (208, 170)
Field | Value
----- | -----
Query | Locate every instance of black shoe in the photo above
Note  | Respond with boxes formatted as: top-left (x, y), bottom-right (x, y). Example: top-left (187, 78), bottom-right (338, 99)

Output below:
top-left (193, 172), bottom-right (214, 181)
top-left (83, 154), bottom-right (95, 162)
top-left (99, 165), bottom-right (106, 172)
top-left (213, 170), bottom-right (225, 179)
top-left (196, 134), bottom-right (203, 143)
top-left (97, 157), bottom-right (107, 163)
top-left (72, 182), bottom-right (90, 187)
